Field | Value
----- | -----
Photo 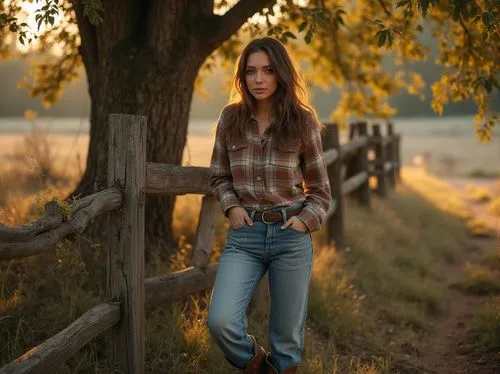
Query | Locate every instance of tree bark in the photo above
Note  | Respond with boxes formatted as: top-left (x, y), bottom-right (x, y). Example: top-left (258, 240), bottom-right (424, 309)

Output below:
top-left (70, 0), bottom-right (274, 259)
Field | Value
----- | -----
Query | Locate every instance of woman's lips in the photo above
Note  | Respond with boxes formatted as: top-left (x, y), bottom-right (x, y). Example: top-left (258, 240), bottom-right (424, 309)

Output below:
top-left (253, 88), bottom-right (267, 93)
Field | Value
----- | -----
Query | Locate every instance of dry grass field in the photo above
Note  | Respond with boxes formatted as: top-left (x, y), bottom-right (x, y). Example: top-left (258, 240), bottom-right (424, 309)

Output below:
top-left (0, 131), bottom-right (499, 373)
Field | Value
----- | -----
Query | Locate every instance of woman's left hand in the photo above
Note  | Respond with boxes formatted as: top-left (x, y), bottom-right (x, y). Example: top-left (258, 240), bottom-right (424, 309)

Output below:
top-left (281, 216), bottom-right (308, 233)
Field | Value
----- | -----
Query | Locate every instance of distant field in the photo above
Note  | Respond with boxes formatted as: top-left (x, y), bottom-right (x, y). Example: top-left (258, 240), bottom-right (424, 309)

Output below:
top-left (0, 133), bottom-right (216, 170)
top-left (1, 124), bottom-right (499, 177)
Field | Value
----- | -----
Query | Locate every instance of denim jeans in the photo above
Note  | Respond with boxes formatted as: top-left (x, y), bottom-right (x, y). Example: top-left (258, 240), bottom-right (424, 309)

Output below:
top-left (207, 210), bottom-right (314, 372)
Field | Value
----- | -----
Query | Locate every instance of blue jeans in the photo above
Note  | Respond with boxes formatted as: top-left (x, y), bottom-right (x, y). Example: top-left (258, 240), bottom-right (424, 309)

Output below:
top-left (207, 213), bottom-right (314, 372)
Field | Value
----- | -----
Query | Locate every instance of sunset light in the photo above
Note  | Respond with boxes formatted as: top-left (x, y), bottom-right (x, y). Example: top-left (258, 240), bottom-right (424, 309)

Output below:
top-left (0, 1), bottom-right (499, 373)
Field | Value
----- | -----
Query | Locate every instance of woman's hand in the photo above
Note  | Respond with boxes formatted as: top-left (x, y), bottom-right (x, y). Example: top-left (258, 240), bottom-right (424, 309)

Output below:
top-left (281, 216), bottom-right (308, 233)
top-left (227, 207), bottom-right (254, 229)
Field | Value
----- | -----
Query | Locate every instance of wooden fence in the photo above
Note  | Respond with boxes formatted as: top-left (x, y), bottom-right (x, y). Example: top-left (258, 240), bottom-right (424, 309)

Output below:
top-left (0, 114), bottom-right (400, 374)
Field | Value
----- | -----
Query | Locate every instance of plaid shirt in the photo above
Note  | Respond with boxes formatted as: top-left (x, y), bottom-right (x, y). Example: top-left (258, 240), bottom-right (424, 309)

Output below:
top-left (208, 108), bottom-right (332, 232)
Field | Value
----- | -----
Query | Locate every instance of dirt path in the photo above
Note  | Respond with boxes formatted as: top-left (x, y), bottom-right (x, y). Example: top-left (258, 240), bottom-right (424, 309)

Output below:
top-left (418, 238), bottom-right (495, 373)
top-left (417, 178), bottom-right (499, 373)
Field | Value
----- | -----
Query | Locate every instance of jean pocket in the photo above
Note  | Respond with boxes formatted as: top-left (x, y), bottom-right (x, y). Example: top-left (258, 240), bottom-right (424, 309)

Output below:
top-left (230, 223), bottom-right (247, 231)
top-left (288, 226), bottom-right (307, 234)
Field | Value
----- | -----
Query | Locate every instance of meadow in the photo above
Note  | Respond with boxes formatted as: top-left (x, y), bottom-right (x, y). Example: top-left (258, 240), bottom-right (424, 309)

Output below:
top-left (0, 129), bottom-right (499, 373)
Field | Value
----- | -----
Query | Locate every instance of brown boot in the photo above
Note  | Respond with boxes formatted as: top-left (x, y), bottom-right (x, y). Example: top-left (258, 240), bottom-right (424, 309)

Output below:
top-left (264, 354), bottom-right (299, 374)
top-left (242, 336), bottom-right (268, 373)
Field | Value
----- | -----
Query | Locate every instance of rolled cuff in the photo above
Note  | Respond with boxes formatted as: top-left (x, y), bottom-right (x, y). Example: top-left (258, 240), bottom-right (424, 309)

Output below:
top-left (296, 206), bottom-right (323, 233)
top-left (219, 191), bottom-right (242, 217)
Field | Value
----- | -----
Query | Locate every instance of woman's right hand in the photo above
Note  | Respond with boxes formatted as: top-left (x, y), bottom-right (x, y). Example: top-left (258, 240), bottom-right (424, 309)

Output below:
top-left (227, 207), bottom-right (254, 229)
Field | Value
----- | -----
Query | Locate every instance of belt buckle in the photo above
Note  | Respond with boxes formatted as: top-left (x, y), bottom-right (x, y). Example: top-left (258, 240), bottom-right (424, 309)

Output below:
top-left (261, 211), bottom-right (274, 224)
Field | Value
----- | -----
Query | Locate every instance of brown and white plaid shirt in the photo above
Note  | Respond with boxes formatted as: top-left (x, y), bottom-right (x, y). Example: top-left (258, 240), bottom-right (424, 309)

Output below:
top-left (208, 108), bottom-right (332, 232)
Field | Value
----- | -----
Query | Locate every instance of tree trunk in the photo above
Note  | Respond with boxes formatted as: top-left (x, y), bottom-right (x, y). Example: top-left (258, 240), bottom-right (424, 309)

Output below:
top-left (73, 46), bottom-right (201, 257)
top-left (70, 0), bottom-right (274, 260)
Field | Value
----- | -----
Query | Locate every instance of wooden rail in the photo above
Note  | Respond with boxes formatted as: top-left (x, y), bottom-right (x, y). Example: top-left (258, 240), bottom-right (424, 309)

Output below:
top-left (0, 115), bottom-right (401, 374)
top-left (0, 303), bottom-right (120, 374)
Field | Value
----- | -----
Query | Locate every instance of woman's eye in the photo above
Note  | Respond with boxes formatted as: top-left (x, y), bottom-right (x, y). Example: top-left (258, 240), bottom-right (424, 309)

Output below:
top-left (246, 70), bottom-right (255, 75)
top-left (265, 68), bottom-right (274, 74)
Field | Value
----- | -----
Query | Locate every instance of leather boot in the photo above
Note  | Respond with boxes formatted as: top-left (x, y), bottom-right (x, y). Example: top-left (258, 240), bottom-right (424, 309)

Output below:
top-left (242, 336), bottom-right (267, 373)
top-left (264, 354), bottom-right (299, 374)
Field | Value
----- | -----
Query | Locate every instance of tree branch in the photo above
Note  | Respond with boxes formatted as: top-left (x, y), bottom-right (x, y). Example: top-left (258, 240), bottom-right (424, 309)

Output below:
top-left (192, 0), bottom-right (214, 17)
top-left (199, 0), bottom-right (276, 53)
top-left (377, 0), bottom-right (392, 17)
top-left (459, 16), bottom-right (473, 53)
top-left (71, 0), bottom-right (98, 100)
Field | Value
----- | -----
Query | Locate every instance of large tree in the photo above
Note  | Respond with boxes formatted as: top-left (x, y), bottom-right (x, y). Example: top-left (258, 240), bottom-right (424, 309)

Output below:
top-left (1, 0), bottom-right (498, 255)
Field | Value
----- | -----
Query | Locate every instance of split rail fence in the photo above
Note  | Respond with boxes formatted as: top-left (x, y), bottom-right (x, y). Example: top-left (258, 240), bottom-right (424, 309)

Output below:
top-left (0, 113), bottom-right (401, 374)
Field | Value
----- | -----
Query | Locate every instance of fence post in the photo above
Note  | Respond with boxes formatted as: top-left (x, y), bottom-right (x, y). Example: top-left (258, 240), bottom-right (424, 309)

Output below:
top-left (395, 133), bottom-right (401, 182)
top-left (107, 113), bottom-right (146, 374)
top-left (192, 195), bottom-right (218, 268)
top-left (344, 123), bottom-right (359, 181)
top-left (322, 124), bottom-right (344, 249)
top-left (372, 124), bottom-right (387, 197)
top-left (387, 123), bottom-right (396, 188)
top-left (357, 122), bottom-right (371, 207)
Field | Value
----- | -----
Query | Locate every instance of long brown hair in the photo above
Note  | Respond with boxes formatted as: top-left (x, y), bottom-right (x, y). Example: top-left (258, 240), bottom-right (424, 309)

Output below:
top-left (219, 37), bottom-right (323, 150)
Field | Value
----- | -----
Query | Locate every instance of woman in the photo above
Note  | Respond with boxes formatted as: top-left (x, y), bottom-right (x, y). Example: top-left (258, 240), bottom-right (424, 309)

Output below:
top-left (207, 37), bottom-right (332, 374)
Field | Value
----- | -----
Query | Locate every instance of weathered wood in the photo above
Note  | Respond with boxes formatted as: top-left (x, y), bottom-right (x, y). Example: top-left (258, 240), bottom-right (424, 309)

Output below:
top-left (0, 302), bottom-right (120, 374)
top-left (342, 172), bottom-right (369, 195)
top-left (322, 124), bottom-right (344, 248)
top-left (0, 201), bottom-right (63, 242)
top-left (192, 195), bottom-right (218, 268)
top-left (340, 135), bottom-right (369, 159)
top-left (323, 148), bottom-right (339, 166)
top-left (147, 152), bottom-right (347, 195)
top-left (146, 163), bottom-right (211, 195)
top-left (372, 124), bottom-right (387, 197)
top-left (344, 123), bottom-right (359, 182)
top-left (107, 114), bottom-right (146, 374)
top-left (369, 135), bottom-right (393, 146)
top-left (145, 264), bottom-right (219, 307)
top-left (387, 123), bottom-right (396, 188)
top-left (357, 122), bottom-right (371, 207)
top-left (147, 150), bottom-right (344, 195)
top-left (395, 134), bottom-right (401, 181)
top-left (0, 188), bottom-right (122, 260)
top-left (370, 167), bottom-right (395, 177)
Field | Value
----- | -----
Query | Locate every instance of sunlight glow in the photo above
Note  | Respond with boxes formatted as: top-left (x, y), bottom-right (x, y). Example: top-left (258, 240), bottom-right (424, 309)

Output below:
top-left (215, 0), bottom-right (309, 24)
top-left (9, 0), bottom-right (65, 54)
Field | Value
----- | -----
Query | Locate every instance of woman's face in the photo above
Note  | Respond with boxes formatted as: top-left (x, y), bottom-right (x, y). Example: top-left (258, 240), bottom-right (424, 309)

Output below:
top-left (244, 51), bottom-right (278, 103)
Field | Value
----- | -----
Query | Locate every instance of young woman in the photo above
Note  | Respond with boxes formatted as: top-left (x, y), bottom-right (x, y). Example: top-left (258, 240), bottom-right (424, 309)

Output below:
top-left (207, 37), bottom-right (332, 374)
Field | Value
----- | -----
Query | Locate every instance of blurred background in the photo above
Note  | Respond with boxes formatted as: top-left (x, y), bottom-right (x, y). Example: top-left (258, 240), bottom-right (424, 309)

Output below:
top-left (0, 43), bottom-right (499, 176)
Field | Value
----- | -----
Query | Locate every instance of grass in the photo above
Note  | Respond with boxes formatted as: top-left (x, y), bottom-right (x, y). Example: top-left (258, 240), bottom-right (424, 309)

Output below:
top-left (464, 185), bottom-right (492, 203)
top-left (0, 134), bottom-right (475, 373)
top-left (401, 167), bottom-right (500, 238)
top-left (484, 245), bottom-right (500, 271)
top-left (466, 218), bottom-right (495, 237)
top-left (401, 167), bottom-right (471, 220)
top-left (472, 297), bottom-right (500, 353)
top-left (343, 186), bottom-right (466, 319)
top-left (488, 197), bottom-right (500, 217)
top-left (466, 242), bottom-right (500, 356)
top-left (455, 263), bottom-right (500, 295)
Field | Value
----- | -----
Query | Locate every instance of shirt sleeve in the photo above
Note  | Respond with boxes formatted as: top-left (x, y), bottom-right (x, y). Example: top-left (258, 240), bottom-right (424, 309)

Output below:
top-left (296, 127), bottom-right (332, 232)
top-left (208, 109), bottom-right (242, 216)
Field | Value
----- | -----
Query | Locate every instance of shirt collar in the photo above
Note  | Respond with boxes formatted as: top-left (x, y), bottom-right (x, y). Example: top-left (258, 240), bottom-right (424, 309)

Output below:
top-left (249, 117), bottom-right (275, 141)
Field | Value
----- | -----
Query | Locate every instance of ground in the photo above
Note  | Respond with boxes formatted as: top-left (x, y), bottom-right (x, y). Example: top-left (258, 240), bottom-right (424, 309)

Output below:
top-left (410, 177), bottom-right (499, 374)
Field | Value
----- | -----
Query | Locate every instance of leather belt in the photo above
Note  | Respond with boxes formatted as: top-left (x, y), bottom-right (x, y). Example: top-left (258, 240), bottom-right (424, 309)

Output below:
top-left (253, 206), bottom-right (303, 224)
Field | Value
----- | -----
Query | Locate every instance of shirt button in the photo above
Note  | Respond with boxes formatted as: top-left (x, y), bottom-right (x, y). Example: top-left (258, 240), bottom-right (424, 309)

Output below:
top-left (256, 176), bottom-right (261, 181)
